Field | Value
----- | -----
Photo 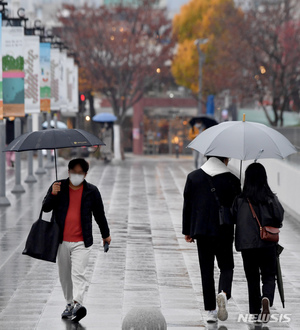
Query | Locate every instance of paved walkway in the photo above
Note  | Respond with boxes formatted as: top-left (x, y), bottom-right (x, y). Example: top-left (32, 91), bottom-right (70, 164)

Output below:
top-left (0, 155), bottom-right (299, 330)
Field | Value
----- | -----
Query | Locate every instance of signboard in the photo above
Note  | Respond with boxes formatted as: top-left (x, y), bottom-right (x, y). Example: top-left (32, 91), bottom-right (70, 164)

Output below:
top-left (0, 14), bottom-right (2, 119)
top-left (2, 26), bottom-right (25, 117)
top-left (24, 36), bottom-right (40, 114)
top-left (66, 57), bottom-right (74, 111)
top-left (72, 64), bottom-right (79, 112)
top-left (40, 42), bottom-right (51, 112)
top-left (59, 51), bottom-right (68, 111)
top-left (50, 48), bottom-right (60, 111)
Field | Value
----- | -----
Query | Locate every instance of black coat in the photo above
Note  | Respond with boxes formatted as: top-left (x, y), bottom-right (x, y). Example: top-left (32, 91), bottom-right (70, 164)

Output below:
top-left (182, 168), bottom-right (241, 238)
top-left (42, 179), bottom-right (110, 248)
top-left (232, 195), bottom-right (284, 251)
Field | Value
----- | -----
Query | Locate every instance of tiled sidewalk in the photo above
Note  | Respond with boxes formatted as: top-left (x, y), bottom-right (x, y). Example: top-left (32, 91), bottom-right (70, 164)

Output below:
top-left (0, 155), bottom-right (299, 330)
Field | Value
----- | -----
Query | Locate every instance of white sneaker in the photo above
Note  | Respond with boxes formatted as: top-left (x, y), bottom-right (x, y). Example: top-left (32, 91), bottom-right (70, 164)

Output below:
top-left (217, 291), bottom-right (228, 321)
top-left (206, 309), bottom-right (218, 323)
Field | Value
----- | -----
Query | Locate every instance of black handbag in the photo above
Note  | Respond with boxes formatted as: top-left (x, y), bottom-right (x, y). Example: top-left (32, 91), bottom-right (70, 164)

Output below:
top-left (22, 209), bottom-right (60, 263)
top-left (207, 175), bottom-right (234, 226)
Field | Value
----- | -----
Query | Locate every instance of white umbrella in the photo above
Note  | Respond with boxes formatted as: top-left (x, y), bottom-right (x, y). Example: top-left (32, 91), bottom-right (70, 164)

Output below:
top-left (187, 117), bottom-right (297, 177)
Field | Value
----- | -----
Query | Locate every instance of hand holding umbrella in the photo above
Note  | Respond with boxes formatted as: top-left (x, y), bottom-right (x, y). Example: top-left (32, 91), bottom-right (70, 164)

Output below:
top-left (51, 182), bottom-right (61, 195)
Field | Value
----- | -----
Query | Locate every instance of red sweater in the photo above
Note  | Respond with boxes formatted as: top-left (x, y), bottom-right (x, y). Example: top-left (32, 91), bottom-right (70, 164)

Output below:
top-left (63, 185), bottom-right (84, 242)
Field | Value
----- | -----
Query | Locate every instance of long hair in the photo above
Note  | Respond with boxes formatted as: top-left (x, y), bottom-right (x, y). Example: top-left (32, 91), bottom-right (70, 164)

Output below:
top-left (241, 162), bottom-right (274, 203)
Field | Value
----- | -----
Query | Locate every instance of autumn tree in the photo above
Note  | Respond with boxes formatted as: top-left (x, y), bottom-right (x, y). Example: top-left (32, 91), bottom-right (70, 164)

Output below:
top-left (229, 0), bottom-right (300, 126)
top-left (171, 0), bottom-right (244, 107)
top-left (56, 1), bottom-right (174, 159)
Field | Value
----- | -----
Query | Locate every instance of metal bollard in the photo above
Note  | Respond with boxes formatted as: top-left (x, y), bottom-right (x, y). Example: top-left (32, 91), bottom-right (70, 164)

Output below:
top-left (35, 113), bottom-right (47, 175)
top-left (11, 118), bottom-right (25, 193)
top-left (0, 120), bottom-right (11, 206)
top-left (25, 114), bottom-right (37, 183)
top-left (122, 307), bottom-right (167, 330)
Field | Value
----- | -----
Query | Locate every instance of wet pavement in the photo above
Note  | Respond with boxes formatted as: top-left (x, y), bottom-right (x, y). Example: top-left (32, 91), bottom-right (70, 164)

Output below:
top-left (0, 154), bottom-right (299, 330)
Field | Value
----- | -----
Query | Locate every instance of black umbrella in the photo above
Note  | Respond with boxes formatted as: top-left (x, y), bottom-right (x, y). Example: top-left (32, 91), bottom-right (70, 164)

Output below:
top-left (276, 244), bottom-right (285, 308)
top-left (3, 128), bottom-right (105, 180)
top-left (189, 116), bottom-right (218, 129)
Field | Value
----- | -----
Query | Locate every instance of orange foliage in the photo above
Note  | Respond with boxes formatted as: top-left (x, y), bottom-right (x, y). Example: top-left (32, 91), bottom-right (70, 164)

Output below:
top-left (172, 0), bottom-right (244, 96)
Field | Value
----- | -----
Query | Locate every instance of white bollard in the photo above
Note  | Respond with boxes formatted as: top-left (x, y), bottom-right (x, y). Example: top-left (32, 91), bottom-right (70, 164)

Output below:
top-left (122, 307), bottom-right (167, 330)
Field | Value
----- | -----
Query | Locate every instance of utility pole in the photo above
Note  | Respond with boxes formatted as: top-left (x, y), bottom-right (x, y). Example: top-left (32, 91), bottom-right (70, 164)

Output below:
top-left (195, 38), bottom-right (208, 116)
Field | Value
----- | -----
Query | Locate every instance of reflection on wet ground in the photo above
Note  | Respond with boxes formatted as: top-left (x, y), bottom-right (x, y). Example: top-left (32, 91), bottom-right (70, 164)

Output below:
top-left (0, 156), bottom-right (299, 329)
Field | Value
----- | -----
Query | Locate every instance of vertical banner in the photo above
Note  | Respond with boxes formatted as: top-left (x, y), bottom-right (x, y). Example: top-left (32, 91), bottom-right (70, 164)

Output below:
top-left (24, 36), bottom-right (40, 114)
top-left (72, 64), bottom-right (79, 112)
top-left (2, 26), bottom-right (25, 117)
top-left (40, 43), bottom-right (51, 112)
top-left (66, 57), bottom-right (74, 112)
top-left (50, 48), bottom-right (60, 111)
top-left (0, 14), bottom-right (3, 119)
top-left (59, 51), bottom-right (68, 112)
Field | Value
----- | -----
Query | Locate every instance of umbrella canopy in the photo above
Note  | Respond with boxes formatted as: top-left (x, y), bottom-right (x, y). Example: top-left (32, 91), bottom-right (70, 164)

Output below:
top-left (187, 120), bottom-right (297, 161)
top-left (92, 112), bottom-right (117, 123)
top-left (276, 244), bottom-right (285, 308)
top-left (189, 115), bottom-right (218, 129)
top-left (4, 128), bottom-right (105, 180)
top-left (42, 120), bottom-right (68, 129)
top-left (4, 128), bottom-right (105, 152)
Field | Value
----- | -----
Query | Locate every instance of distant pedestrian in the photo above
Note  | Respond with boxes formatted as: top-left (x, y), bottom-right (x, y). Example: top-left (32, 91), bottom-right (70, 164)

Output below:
top-left (232, 162), bottom-right (284, 323)
top-left (188, 120), bottom-right (205, 169)
top-left (182, 156), bottom-right (241, 323)
top-left (42, 158), bottom-right (111, 322)
top-left (99, 123), bottom-right (113, 162)
top-left (5, 150), bottom-right (15, 167)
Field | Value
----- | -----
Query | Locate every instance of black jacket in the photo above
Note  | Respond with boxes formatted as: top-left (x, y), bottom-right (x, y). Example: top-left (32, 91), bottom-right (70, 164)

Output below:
top-left (42, 178), bottom-right (110, 248)
top-left (182, 159), bottom-right (241, 238)
top-left (232, 195), bottom-right (284, 251)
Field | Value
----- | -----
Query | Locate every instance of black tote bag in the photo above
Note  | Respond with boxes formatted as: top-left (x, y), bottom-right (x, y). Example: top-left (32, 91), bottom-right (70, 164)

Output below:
top-left (22, 209), bottom-right (60, 263)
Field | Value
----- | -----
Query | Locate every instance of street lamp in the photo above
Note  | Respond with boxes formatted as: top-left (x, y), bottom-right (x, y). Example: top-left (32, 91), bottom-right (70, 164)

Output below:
top-left (194, 38), bottom-right (208, 116)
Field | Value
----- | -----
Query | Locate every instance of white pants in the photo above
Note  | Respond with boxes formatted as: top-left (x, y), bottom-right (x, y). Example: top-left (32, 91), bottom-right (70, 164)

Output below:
top-left (57, 241), bottom-right (92, 305)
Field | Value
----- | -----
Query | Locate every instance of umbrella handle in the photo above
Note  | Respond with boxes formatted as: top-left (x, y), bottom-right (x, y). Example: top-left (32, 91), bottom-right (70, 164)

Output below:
top-left (239, 160), bottom-right (242, 180)
top-left (54, 149), bottom-right (57, 180)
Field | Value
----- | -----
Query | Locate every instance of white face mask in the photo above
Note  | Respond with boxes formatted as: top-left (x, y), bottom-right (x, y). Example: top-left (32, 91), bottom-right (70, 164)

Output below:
top-left (69, 173), bottom-right (85, 186)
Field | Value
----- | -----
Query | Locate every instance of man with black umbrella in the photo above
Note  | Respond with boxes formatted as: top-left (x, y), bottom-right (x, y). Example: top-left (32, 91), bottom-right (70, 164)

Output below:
top-left (42, 158), bottom-right (111, 322)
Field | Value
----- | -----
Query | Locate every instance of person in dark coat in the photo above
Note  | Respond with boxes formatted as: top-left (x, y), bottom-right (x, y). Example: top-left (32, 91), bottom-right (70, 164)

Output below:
top-left (232, 162), bottom-right (284, 323)
top-left (42, 158), bottom-right (111, 322)
top-left (182, 156), bottom-right (241, 323)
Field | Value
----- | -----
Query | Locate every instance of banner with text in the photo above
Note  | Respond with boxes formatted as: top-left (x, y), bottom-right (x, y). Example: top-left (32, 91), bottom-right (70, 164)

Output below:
top-left (66, 57), bottom-right (75, 112)
top-left (2, 26), bottom-right (25, 117)
top-left (0, 14), bottom-right (2, 119)
top-left (40, 42), bottom-right (51, 112)
top-left (24, 35), bottom-right (40, 114)
top-left (51, 48), bottom-right (60, 111)
top-left (59, 51), bottom-right (68, 112)
top-left (72, 64), bottom-right (79, 112)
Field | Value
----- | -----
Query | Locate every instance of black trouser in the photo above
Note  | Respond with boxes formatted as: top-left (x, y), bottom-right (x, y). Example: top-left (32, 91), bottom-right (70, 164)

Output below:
top-left (241, 246), bottom-right (277, 314)
top-left (196, 235), bottom-right (234, 311)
